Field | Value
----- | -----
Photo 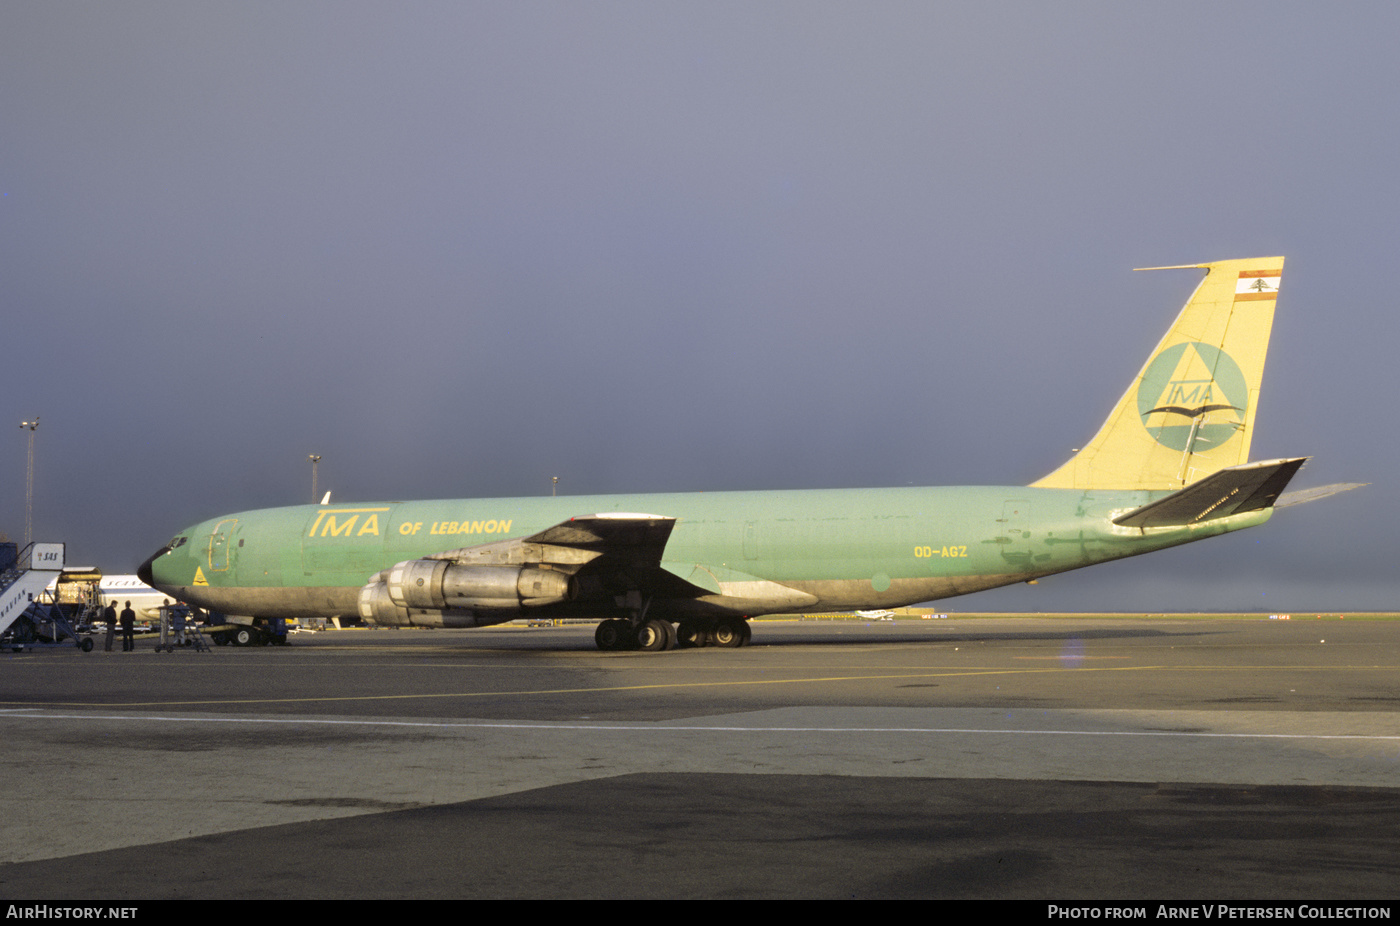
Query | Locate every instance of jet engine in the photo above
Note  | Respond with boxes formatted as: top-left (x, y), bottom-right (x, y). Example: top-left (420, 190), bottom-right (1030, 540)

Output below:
top-left (357, 559), bottom-right (575, 627)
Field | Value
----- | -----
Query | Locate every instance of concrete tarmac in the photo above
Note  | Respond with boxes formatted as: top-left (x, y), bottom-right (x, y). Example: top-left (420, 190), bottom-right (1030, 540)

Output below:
top-left (1, 617), bottom-right (1397, 899)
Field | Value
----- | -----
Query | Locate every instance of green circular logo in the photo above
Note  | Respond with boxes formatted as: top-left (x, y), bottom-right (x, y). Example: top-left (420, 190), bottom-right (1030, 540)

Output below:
top-left (1136, 342), bottom-right (1247, 452)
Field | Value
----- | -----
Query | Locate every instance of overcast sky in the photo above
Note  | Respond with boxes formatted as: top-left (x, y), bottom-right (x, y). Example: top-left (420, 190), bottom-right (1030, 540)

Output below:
top-left (2, 2), bottom-right (1393, 612)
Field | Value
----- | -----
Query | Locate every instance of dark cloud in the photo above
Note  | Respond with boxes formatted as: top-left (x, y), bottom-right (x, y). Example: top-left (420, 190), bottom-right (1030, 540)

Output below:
top-left (1, 2), bottom-right (1392, 610)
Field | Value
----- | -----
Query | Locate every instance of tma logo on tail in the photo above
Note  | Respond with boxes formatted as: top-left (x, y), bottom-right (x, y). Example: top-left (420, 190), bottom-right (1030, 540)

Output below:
top-left (1136, 341), bottom-right (1247, 452)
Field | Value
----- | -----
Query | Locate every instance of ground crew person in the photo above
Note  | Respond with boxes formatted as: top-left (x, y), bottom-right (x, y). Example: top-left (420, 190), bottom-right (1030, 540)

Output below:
top-left (169, 600), bottom-right (187, 646)
top-left (120, 601), bottom-right (135, 652)
top-left (103, 601), bottom-right (117, 652)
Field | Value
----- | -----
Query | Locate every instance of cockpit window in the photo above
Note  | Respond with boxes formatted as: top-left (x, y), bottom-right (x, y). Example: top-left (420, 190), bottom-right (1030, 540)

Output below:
top-left (170, 536), bottom-right (188, 550)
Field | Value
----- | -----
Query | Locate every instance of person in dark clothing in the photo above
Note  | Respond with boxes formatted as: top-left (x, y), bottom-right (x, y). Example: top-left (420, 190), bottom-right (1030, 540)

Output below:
top-left (120, 601), bottom-right (135, 652)
top-left (103, 601), bottom-right (117, 652)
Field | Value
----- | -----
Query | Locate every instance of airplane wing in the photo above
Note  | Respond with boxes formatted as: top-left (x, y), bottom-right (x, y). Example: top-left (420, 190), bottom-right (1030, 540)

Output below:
top-left (1112, 458), bottom-right (1307, 529)
top-left (421, 512), bottom-right (722, 599)
top-left (424, 513), bottom-right (814, 606)
top-left (429, 512), bottom-right (675, 570)
top-left (519, 513), bottom-right (677, 562)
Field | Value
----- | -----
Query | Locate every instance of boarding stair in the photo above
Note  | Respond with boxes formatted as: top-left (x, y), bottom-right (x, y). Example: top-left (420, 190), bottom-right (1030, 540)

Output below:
top-left (0, 542), bottom-right (67, 641)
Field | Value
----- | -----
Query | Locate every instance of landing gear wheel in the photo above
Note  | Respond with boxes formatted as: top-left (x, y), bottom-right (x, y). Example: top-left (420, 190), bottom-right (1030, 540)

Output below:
top-left (595, 619), bottom-right (634, 651)
top-left (711, 617), bottom-right (749, 648)
top-left (676, 623), bottom-right (708, 649)
top-left (634, 618), bottom-right (676, 652)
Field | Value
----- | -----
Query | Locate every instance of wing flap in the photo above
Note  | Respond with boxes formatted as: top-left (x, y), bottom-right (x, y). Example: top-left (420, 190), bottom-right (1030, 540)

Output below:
top-left (1112, 457), bottom-right (1307, 528)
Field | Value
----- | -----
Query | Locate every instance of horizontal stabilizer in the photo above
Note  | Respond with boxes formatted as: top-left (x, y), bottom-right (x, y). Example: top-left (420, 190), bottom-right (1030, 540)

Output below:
top-left (1112, 457), bottom-right (1307, 528)
top-left (1275, 482), bottom-right (1367, 508)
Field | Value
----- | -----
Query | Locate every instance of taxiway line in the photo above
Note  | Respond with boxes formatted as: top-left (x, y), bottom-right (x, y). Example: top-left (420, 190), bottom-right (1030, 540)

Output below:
top-left (0, 661), bottom-right (1392, 710)
top-left (4, 709), bottom-right (1400, 742)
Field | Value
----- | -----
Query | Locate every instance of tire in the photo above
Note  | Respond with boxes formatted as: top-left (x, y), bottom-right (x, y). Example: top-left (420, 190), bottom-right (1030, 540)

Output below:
top-left (595, 619), bottom-right (633, 651)
top-left (232, 628), bottom-right (253, 646)
top-left (712, 618), bottom-right (747, 648)
top-left (80, 638), bottom-right (94, 652)
top-left (635, 619), bottom-right (675, 652)
top-left (676, 623), bottom-right (707, 649)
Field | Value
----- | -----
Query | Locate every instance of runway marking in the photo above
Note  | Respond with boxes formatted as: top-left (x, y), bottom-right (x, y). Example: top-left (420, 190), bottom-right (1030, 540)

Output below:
top-left (0, 663), bottom-right (1394, 709)
top-left (2, 709), bottom-right (1398, 741)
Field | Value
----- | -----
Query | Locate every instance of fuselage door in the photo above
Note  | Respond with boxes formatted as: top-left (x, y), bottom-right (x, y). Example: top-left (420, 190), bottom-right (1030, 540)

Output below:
top-left (208, 518), bottom-right (240, 573)
top-left (742, 521), bottom-right (760, 561)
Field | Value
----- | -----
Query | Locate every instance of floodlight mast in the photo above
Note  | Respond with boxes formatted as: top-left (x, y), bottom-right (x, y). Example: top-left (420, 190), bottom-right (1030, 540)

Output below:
top-left (19, 417), bottom-right (38, 545)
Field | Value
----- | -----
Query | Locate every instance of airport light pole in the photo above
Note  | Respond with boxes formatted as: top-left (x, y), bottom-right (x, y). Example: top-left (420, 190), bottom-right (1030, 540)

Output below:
top-left (20, 418), bottom-right (38, 545)
top-left (309, 454), bottom-right (321, 503)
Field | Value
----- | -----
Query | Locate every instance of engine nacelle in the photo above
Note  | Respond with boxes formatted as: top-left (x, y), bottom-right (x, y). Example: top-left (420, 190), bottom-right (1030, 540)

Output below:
top-left (356, 579), bottom-right (528, 628)
top-left (385, 560), bottom-right (574, 611)
top-left (357, 580), bottom-right (414, 626)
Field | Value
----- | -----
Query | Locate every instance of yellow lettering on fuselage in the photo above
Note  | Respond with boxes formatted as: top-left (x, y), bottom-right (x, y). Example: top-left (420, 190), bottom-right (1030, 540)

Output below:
top-left (914, 545), bottom-right (969, 558)
top-left (427, 519), bottom-right (514, 536)
top-left (307, 510), bottom-right (513, 540)
top-left (306, 508), bottom-right (391, 539)
top-left (323, 514), bottom-right (357, 537)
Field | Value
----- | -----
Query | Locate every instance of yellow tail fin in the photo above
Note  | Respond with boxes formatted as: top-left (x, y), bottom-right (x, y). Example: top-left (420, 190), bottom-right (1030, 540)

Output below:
top-left (1033, 257), bottom-right (1284, 491)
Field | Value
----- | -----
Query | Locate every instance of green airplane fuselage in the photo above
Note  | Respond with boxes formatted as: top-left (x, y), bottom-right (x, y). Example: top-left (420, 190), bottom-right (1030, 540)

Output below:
top-left (144, 485), bottom-right (1270, 624)
top-left (138, 257), bottom-right (1315, 643)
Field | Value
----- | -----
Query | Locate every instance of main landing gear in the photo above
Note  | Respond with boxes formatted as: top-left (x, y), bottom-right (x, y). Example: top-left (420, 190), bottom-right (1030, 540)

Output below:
top-left (594, 616), bottom-right (751, 652)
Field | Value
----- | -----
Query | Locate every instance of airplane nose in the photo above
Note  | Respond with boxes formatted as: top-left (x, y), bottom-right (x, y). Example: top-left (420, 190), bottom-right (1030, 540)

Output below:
top-left (137, 545), bottom-right (169, 587)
